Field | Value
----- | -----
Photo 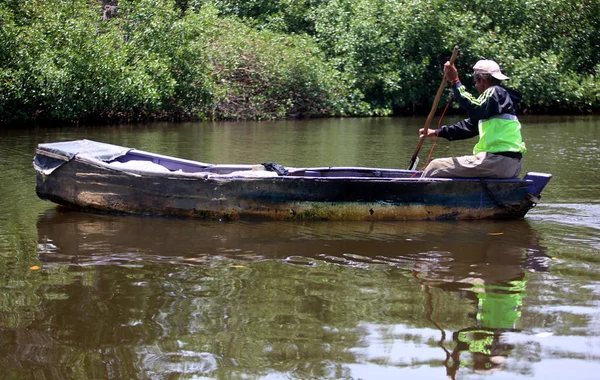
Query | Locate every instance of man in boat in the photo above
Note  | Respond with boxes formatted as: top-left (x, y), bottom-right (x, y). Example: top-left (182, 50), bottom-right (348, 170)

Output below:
top-left (419, 59), bottom-right (526, 178)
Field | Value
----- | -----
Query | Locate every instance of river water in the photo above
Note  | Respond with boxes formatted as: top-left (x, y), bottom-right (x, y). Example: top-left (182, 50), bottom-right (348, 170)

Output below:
top-left (1, 116), bottom-right (599, 379)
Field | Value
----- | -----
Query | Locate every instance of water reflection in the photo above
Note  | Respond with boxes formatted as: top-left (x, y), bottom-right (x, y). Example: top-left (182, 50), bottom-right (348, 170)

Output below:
top-left (377, 218), bottom-right (548, 379)
top-left (30, 209), bottom-right (552, 378)
top-left (37, 208), bottom-right (547, 260)
top-left (1, 117), bottom-right (599, 378)
top-left (441, 276), bottom-right (527, 378)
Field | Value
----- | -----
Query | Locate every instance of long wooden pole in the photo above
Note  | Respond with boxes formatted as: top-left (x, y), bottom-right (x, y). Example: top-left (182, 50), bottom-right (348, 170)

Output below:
top-left (408, 46), bottom-right (459, 171)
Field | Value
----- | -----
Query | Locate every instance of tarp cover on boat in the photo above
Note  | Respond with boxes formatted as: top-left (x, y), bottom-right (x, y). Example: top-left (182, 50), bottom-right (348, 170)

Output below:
top-left (34, 139), bottom-right (132, 175)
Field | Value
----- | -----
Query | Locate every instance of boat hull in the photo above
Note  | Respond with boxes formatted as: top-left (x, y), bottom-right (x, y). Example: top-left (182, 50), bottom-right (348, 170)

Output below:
top-left (35, 154), bottom-right (543, 221)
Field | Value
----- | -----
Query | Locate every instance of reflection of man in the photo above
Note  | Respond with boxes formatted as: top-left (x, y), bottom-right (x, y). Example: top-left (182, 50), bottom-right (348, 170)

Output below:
top-left (452, 277), bottom-right (526, 375)
top-left (416, 222), bottom-right (551, 378)
top-left (474, 278), bottom-right (526, 330)
top-left (455, 330), bottom-right (513, 374)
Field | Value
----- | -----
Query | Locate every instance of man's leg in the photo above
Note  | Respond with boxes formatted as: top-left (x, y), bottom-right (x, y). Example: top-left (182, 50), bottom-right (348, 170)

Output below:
top-left (421, 152), bottom-right (521, 178)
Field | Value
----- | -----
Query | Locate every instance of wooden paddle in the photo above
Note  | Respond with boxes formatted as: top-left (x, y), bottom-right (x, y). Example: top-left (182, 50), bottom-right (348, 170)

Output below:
top-left (408, 45), bottom-right (459, 171)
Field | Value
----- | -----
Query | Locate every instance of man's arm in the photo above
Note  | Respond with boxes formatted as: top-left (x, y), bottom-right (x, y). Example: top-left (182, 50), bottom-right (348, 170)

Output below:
top-left (437, 118), bottom-right (479, 141)
top-left (444, 62), bottom-right (503, 122)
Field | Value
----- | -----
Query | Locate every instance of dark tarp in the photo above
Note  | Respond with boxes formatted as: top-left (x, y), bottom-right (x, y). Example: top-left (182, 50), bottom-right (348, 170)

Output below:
top-left (261, 162), bottom-right (289, 176)
top-left (33, 139), bottom-right (132, 175)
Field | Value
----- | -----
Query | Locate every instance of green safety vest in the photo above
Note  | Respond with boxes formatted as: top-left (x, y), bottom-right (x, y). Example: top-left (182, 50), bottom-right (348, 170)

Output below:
top-left (473, 114), bottom-right (527, 155)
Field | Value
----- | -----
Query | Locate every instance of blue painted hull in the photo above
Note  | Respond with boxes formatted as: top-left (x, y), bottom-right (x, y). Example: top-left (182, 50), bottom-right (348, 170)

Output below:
top-left (33, 140), bottom-right (552, 220)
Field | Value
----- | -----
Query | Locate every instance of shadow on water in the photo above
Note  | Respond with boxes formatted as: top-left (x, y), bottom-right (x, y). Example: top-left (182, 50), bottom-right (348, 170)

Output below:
top-left (31, 208), bottom-right (552, 378)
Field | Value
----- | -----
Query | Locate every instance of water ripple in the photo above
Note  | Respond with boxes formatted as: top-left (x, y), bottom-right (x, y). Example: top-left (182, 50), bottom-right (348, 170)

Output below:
top-left (529, 203), bottom-right (600, 230)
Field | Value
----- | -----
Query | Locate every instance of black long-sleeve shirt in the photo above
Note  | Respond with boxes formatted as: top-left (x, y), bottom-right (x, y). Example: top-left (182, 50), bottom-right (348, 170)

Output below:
top-left (437, 82), bottom-right (520, 141)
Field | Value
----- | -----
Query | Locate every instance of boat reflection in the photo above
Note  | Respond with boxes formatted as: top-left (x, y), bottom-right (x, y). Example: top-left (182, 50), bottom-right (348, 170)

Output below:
top-left (37, 208), bottom-right (548, 268)
top-left (36, 209), bottom-right (550, 378)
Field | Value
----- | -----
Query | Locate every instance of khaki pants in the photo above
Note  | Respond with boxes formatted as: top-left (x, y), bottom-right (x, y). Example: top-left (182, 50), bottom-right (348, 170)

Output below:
top-left (421, 152), bottom-right (522, 178)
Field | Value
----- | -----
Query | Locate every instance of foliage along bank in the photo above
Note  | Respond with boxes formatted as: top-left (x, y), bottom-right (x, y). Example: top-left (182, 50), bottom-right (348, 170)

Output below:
top-left (0, 0), bottom-right (598, 124)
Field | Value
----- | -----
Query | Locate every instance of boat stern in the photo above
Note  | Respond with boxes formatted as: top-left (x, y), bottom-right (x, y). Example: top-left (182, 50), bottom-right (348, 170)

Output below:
top-left (523, 172), bottom-right (552, 203)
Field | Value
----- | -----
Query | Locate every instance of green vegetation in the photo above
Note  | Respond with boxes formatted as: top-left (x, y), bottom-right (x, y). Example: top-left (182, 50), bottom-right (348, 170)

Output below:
top-left (0, 0), bottom-right (598, 124)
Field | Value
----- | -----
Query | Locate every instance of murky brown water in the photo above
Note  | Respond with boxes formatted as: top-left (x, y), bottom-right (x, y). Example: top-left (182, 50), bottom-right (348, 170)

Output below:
top-left (1, 116), bottom-right (599, 379)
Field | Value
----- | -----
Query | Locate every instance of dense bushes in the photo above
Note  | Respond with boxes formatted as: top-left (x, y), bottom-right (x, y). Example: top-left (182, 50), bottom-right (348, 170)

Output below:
top-left (199, 0), bottom-right (599, 115)
top-left (0, 0), bottom-right (350, 123)
top-left (0, 0), bottom-right (184, 123)
top-left (0, 0), bottom-right (598, 124)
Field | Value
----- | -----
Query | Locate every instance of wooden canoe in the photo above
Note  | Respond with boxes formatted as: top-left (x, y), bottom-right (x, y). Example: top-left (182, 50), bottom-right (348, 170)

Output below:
top-left (33, 139), bottom-right (552, 220)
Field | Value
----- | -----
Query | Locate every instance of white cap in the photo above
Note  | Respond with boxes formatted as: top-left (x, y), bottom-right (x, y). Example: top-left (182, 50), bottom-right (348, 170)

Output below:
top-left (473, 60), bottom-right (510, 81)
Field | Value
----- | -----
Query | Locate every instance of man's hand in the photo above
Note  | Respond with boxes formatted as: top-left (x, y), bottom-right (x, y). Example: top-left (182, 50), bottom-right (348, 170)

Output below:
top-left (444, 61), bottom-right (458, 82)
top-left (419, 128), bottom-right (438, 138)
